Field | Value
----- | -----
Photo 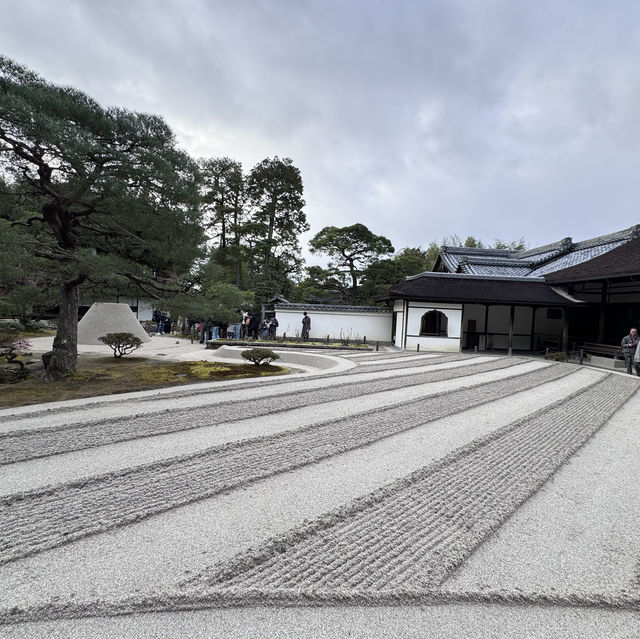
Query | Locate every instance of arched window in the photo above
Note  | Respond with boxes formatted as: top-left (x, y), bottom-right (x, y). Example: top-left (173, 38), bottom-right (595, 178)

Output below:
top-left (420, 310), bottom-right (448, 336)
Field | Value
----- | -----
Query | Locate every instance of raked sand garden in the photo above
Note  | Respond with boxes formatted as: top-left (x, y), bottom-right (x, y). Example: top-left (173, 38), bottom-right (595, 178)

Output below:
top-left (1, 350), bottom-right (640, 638)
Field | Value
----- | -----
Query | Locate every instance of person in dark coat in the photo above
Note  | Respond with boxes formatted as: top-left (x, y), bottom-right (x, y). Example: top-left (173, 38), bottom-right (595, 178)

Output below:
top-left (301, 312), bottom-right (311, 340)
top-left (249, 313), bottom-right (260, 339)
top-left (621, 328), bottom-right (639, 375)
top-left (269, 317), bottom-right (278, 338)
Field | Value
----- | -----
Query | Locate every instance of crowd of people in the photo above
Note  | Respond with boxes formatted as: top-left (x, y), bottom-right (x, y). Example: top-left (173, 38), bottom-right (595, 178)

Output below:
top-left (239, 311), bottom-right (279, 339)
top-left (151, 309), bottom-right (284, 343)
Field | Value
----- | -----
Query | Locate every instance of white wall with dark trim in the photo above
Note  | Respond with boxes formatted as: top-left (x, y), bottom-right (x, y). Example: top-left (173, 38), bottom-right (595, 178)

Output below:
top-left (275, 308), bottom-right (392, 343)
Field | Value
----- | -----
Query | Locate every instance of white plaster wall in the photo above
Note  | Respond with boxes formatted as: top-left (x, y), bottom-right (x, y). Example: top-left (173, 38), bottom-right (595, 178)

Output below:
top-left (275, 309), bottom-right (392, 342)
top-left (514, 306), bottom-right (533, 333)
top-left (392, 300), bottom-right (404, 348)
top-left (116, 297), bottom-right (154, 321)
top-left (137, 299), bottom-right (154, 321)
top-left (464, 304), bottom-right (486, 332)
top-left (406, 303), bottom-right (462, 338)
top-left (403, 303), bottom-right (462, 352)
top-left (485, 306), bottom-right (509, 350)
top-left (394, 311), bottom-right (404, 348)
top-left (534, 307), bottom-right (564, 337)
top-left (405, 335), bottom-right (460, 352)
top-left (462, 304), bottom-right (564, 351)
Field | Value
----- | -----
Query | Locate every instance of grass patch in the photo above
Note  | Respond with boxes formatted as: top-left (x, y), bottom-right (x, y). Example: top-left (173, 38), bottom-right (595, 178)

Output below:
top-left (0, 355), bottom-right (288, 408)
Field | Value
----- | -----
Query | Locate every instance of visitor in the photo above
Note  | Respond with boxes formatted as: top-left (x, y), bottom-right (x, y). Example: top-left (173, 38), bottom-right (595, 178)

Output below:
top-left (241, 312), bottom-right (250, 339)
top-left (269, 316), bottom-right (278, 339)
top-left (301, 311), bottom-right (311, 341)
top-left (621, 328), bottom-right (639, 375)
top-left (249, 314), bottom-right (260, 339)
top-left (634, 336), bottom-right (640, 376)
top-left (153, 309), bottom-right (165, 335)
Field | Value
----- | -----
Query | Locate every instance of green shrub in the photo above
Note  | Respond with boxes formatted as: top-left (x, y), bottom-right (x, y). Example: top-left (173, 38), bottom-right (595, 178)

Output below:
top-left (241, 347), bottom-right (280, 366)
top-left (99, 332), bottom-right (143, 358)
top-left (544, 351), bottom-right (567, 361)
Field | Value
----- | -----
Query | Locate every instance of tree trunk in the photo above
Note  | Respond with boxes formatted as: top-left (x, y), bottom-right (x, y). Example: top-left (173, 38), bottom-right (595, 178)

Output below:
top-left (233, 194), bottom-right (242, 288)
top-left (263, 194), bottom-right (277, 280)
top-left (45, 281), bottom-right (80, 378)
top-left (348, 259), bottom-right (358, 304)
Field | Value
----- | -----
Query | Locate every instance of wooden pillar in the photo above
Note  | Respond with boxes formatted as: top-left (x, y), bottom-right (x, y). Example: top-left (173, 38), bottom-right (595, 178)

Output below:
top-left (561, 308), bottom-right (569, 353)
top-left (483, 304), bottom-right (489, 351)
top-left (403, 300), bottom-right (409, 350)
top-left (508, 305), bottom-right (515, 356)
top-left (597, 281), bottom-right (608, 342)
top-left (529, 306), bottom-right (536, 352)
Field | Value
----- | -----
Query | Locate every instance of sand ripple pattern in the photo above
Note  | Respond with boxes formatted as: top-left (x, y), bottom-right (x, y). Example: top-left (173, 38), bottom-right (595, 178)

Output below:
top-left (3, 353), bottom-right (464, 420)
top-left (342, 353), bottom-right (467, 372)
top-left (195, 374), bottom-right (637, 595)
top-left (0, 356), bottom-right (520, 465)
top-left (0, 363), bottom-right (571, 565)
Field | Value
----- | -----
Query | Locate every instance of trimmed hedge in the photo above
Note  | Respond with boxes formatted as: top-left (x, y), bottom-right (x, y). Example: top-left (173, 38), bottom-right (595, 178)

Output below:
top-left (99, 332), bottom-right (143, 358)
top-left (241, 348), bottom-right (280, 366)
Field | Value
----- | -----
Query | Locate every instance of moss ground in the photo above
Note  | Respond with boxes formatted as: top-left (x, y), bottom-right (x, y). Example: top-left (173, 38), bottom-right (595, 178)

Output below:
top-left (0, 355), bottom-right (288, 408)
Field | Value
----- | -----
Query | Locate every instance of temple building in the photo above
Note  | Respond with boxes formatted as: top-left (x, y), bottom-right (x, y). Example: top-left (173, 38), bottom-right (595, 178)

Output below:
top-left (388, 225), bottom-right (640, 353)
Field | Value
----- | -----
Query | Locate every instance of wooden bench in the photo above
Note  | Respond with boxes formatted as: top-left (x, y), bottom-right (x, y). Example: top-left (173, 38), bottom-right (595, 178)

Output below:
top-left (580, 342), bottom-right (623, 361)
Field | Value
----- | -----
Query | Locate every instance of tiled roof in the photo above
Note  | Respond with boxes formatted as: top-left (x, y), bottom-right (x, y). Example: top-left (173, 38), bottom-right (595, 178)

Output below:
top-left (528, 240), bottom-right (627, 277)
top-left (545, 235), bottom-right (640, 283)
top-left (275, 303), bottom-right (391, 314)
top-left (435, 247), bottom-right (517, 273)
top-left (513, 238), bottom-right (571, 260)
top-left (457, 257), bottom-right (532, 277)
top-left (389, 273), bottom-right (583, 306)
top-left (434, 225), bottom-right (640, 280)
top-left (461, 263), bottom-right (532, 277)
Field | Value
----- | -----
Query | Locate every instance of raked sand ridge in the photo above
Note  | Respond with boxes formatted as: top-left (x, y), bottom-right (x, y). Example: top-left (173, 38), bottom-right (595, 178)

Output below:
top-left (1, 351), bottom-right (639, 638)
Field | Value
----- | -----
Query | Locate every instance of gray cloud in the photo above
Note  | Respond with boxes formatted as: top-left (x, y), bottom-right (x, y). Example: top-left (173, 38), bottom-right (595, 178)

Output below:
top-left (3, 0), bottom-right (640, 253)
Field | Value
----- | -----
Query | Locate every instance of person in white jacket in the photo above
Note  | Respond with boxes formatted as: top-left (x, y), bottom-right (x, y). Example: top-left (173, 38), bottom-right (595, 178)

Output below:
top-left (634, 338), bottom-right (640, 376)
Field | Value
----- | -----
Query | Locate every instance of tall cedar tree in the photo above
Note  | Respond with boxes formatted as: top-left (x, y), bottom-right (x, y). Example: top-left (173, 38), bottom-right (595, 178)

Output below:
top-left (199, 157), bottom-right (246, 287)
top-left (246, 157), bottom-right (308, 303)
top-left (0, 56), bottom-right (204, 377)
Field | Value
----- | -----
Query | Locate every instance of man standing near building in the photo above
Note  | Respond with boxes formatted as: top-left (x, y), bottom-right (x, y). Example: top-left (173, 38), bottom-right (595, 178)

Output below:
top-left (621, 327), bottom-right (639, 374)
top-left (301, 312), bottom-right (311, 341)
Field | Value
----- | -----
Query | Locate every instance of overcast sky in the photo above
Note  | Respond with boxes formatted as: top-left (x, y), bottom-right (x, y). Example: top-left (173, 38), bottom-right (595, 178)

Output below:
top-left (3, 0), bottom-right (640, 257)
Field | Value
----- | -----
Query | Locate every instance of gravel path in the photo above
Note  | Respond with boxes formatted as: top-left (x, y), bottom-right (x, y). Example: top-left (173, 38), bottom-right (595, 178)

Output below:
top-left (0, 356), bottom-right (521, 464)
top-left (0, 362), bottom-right (570, 565)
top-left (0, 360), bottom-right (548, 495)
top-left (3, 604), bottom-right (638, 639)
top-left (2, 349), bottom-right (639, 636)
top-left (0, 354), bottom-right (487, 435)
top-left (182, 374), bottom-right (636, 599)
top-left (0, 366), bottom-right (606, 627)
top-left (445, 387), bottom-right (640, 598)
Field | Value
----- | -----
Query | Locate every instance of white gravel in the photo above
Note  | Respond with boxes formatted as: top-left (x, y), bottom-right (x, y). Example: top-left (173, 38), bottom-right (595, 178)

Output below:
top-left (445, 384), bottom-right (640, 598)
top-left (0, 356), bottom-right (500, 433)
top-left (2, 603), bottom-right (638, 639)
top-left (0, 359), bottom-right (549, 494)
top-left (0, 366), bottom-right (601, 614)
top-left (3, 348), bottom-right (636, 639)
